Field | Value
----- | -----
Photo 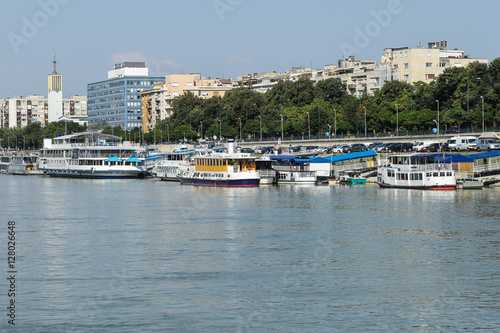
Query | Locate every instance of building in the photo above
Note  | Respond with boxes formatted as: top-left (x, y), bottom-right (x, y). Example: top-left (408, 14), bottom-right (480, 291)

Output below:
top-left (48, 53), bottom-right (63, 122)
top-left (0, 94), bottom-right (87, 128)
top-left (140, 74), bottom-right (233, 133)
top-left (87, 62), bottom-right (164, 130)
top-left (380, 40), bottom-right (488, 86)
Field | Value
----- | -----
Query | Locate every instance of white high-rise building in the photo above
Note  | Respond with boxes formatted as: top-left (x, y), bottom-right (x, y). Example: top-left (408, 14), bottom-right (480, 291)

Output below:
top-left (48, 53), bottom-right (62, 122)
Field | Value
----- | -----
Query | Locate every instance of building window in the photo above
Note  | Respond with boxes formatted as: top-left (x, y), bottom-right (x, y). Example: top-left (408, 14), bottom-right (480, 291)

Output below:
top-left (426, 74), bottom-right (435, 80)
top-left (172, 82), bottom-right (178, 87)
top-left (394, 64), bottom-right (398, 69)
top-left (426, 62), bottom-right (433, 67)
top-left (404, 75), bottom-right (409, 81)
top-left (405, 51), bottom-right (407, 57)
top-left (404, 63), bottom-right (409, 69)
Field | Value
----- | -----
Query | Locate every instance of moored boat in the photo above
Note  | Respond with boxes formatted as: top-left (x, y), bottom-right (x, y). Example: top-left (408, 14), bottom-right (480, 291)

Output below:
top-left (177, 141), bottom-right (260, 187)
top-left (377, 154), bottom-right (456, 190)
top-left (270, 155), bottom-right (317, 184)
top-left (38, 132), bottom-right (148, 179)
top-left (336, 170), bottom-right (366, 184)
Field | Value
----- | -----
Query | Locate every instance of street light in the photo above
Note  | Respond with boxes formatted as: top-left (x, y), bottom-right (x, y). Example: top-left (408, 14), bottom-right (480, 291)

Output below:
top-left (480, 95), bottom-right (484, 132)
top-left (395, 104), bottom-right (398, 136)
top-left (467, 77), bottom-right (481, 133)
top-left (258, 115), bottom-right (262, 142)
top-left (306, 111), bottom-right (310, 140)
top-left (219, 119), bottom-right (222, 140)
top-left (363, 107), bottom-right (367, 138)
top-left (166, 123), bottom-right (169, 143)
top-left (433, 119), bottom-right (440, 149)
top-left (238, 118), bottom-right (242, 141)
top-left (23, 136), bottom-right (25, 151)
top-left (334, 109), bottom-right (337, 138)
top-left (435, 100), bottom-right (439, 135)
top-left (280, 113), bottom-right (284, 142)
top-left (200, 121), bottom-right (203, 140)
top-left (327, 124), bottom-right (331, 147)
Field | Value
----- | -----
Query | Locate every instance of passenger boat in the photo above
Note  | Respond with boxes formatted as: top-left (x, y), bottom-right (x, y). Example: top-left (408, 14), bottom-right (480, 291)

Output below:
top-left (8, 155), bottom-right (42, 175)
top-left (377, 154), bottom-right (456, 190)
top-left (152, 149), bottom-right (195, 181)
top-left (38, 132), bottom-right (148, 179)
top-left (255, 156), bottom-right (276, 184)
top-left (270, 155), bottom-right (317, 184)
top-left (0, 155), bottom-right (12, 173)
top-left (336, 170), bottom-right (366, 184)
top-left (177, 141), bottom-right (260, 187)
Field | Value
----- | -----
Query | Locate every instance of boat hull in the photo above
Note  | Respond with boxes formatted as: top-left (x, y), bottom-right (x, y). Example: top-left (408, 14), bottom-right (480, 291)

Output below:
top-left (376, 182), bottom-right (456, 190)
top-left (178, 176), bottom-right (259, 187)
top-left (47, 170), bottom-right (147, 179)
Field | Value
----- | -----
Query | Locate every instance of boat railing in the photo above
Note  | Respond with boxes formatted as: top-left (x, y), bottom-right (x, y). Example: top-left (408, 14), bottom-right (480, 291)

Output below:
top-left (273, 165), bottom-right (310, 172)
top-left (259, 169), bottom-right (276, 177)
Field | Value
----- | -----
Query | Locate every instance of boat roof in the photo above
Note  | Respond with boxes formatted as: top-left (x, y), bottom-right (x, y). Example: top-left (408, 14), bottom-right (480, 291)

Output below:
top-left (53, 131), bottom-right (123, 141)
top-left (308, 150), bottom-right (377, 163)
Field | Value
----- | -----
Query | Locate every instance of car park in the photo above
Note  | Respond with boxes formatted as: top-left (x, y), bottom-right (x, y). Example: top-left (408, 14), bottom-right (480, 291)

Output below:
top-left (477, 139), bottom-right (500, 151)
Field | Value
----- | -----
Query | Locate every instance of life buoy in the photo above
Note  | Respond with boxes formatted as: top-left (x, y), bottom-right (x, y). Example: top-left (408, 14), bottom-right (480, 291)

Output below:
top-left (246, 165), bottom-right (252, 171)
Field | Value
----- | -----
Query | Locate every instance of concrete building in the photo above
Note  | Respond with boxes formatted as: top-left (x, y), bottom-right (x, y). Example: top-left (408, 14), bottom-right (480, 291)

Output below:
top-left (0, 94), bottom-right (88, 128)
top-left (87, 62), bottom-right (163, 130)
top-left (140, 74), bottom-right (233, 133)
top-left (380, 40), bottom-right (488, 87)
top-left (48, 53), bottom-right (63, 122)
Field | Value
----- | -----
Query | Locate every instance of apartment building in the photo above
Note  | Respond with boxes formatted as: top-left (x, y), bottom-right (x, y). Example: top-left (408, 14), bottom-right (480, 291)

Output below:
top-left (381, 40), bottom-right (488, 86)
top-left (141, 74), bottom-right (232, 133)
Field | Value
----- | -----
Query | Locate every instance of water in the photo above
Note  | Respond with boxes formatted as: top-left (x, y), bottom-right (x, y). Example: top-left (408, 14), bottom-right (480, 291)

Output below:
top-left (1, 175), bottom-right (500, 332)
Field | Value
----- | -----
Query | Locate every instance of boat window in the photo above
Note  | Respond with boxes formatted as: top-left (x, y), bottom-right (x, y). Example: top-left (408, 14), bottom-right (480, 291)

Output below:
top-left (440, 172), bottom-right (445, 177)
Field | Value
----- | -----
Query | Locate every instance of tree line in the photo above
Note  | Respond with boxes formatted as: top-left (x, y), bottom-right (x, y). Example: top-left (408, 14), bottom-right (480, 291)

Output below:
top-left (2, 58), bottom-right (500, 149)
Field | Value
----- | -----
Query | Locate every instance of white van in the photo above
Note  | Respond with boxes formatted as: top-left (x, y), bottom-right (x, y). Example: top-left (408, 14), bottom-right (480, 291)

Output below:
top-left (447, 136), bottom-right (477, 151)
top-left (413, 141), bottom-right (433, 152)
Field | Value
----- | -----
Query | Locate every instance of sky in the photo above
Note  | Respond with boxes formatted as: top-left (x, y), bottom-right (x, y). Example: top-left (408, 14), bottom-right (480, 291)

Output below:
top-left (0, 0), bottom-right (498, 98)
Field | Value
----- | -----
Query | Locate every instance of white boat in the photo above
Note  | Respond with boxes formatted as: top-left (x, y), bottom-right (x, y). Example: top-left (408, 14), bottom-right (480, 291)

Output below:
top-left (377, 154), bottom-right (457, 190)
top-left (8, 155), bottom-right (43, 175)
top-left (255, 156), bottom-right (276, 184)
top-left (38, 132), bottom-right (148, 179)
top-left (0, 155), bottom-right (12, 173)
top-left (152, 149), bottom-right (210, 181)
top-left (177, 141), bottom-right (260, 187)
top-left (270, 155), bottom-right (317, 184)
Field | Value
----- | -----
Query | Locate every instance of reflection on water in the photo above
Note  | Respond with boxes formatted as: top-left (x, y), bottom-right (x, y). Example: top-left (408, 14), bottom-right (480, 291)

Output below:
top-left (1, 175), bottom-right (500, 332)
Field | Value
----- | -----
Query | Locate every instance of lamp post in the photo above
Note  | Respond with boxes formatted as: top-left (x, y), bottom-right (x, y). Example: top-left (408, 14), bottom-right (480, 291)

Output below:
top-left (480, 95), bottom-right (484, 132)
top-left (258, 115), bottom-right (262, 141)
top-left (363, 107), bottom-right (367, 138)
top-left (306, 111), bottom-right (310, 140)
top-left (238, 118), bottom-right (242, 141)
top-left (327, 124), bottom-right (331, 147)
top-left (317, 97), bottom-right (320, 139)
top-left (395, 104), bottom-right (398, 136)
top-left (166, 123), bottom-right (169, 143)
top-left (433, 119), bottom-right (440, 150)
top-left (280, 113), bottom-right (284, 142)
top-left (200, 121), bottom-right (203, 140)
top-left (160, 130), bottom-right (162, 143)
top-left (334, 109), bottom-right (337, 138)
top-left (219, 119), bottom-right (222, 140)
top-left (435, 100), bottom-right (440, 135)
top-left (23, 136), bottom-right (25, 151)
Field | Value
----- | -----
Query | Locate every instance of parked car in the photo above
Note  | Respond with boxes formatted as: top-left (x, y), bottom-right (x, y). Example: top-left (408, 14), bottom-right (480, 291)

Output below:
top-left (386, 142), bottom-right (413, 153)
top-left (331, 145), bottom-right (343, 154)
top-left (367, 142), bottom-right (384, 150)
top-left (240, 148), bottom-right (255, 153)
top-left (346, 143), bottom-right (367, 153)
top-left (420, 142), bottom-right (441, 152)
top-left (477, 139), bottom-right (500, 151)
top-left (445, 126), bottom-right (459, 134)
top-left (341, 145), bottom-right (351, 153)
top-left (375, 143), bottom-right (392, 153)
top-left (412, 141), bottom-right (433, 152)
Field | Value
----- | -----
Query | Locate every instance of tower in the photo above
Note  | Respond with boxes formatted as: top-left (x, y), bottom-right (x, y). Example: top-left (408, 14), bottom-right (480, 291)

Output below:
top-left (48, 52), bottom-right (62, 123)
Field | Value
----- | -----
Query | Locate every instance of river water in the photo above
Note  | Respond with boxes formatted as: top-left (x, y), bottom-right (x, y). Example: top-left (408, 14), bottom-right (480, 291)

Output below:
top-left (1, 174), bottom-right (500, 332)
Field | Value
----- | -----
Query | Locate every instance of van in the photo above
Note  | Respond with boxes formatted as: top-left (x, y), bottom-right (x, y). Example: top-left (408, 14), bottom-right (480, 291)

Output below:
top-left (413, 141), bottom-right (433, 152)
top-left (447, 136), bottom-right (477, 151)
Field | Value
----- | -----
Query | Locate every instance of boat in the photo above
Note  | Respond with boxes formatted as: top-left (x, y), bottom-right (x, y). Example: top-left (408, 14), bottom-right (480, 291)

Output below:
top-left (336, 170), bottom-right (366, 184)
top-left (177, 141), bottom-right (260, 187)
top-left (38, 132), bottom-right (148, 179)
top-left (8, 155), bottom-right (43, 175)
top-left (152, 148), bottom-right (209, 181)
top-left (270, 155), bottom-right (317, 184)
top-left (0, 155), bottom-right (12, 173)
top-left (377, 154), bottom-right (456, 190)
top-left (255, 156), bottom-right (276, 184)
